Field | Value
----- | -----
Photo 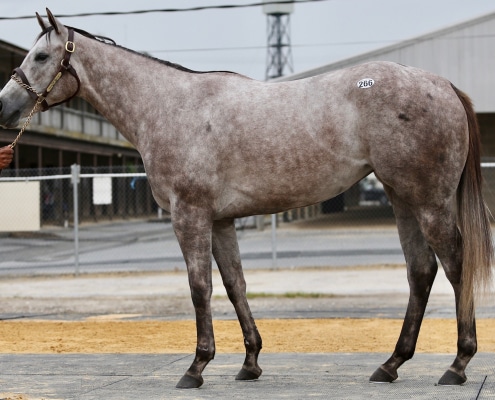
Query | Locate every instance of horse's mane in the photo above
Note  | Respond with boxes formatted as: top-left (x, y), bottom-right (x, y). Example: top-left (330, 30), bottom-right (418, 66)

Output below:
top-left (114, 43), bottom-right (239, 76)
top-left (38, 25), bottom-right (239, 76)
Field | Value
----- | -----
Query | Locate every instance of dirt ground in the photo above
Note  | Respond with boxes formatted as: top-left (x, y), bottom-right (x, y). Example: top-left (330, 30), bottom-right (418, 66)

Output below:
top-left (1, 318), bottom-right (495, 354)
top-left (0, 395), bottom-right (35, 400)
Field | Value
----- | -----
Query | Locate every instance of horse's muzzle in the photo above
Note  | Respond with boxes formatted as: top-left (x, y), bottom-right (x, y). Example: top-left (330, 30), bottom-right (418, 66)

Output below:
top-left (2, 110), bottom-right (21, 129)
top-left (0, 102), bottom-right (21, 128)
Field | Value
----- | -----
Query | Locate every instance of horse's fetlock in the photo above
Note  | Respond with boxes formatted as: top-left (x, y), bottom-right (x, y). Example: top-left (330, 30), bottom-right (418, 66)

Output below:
top-left (457, 337), bottom-right (477, 358)
top-left (196, 345), bottom-right (215, 362)
top-left (402, 350), bottom-right (415, 362)
top-left (244, 339), bottom-right (262, 355)
top-left (392, 346), bottom-right (415, 363)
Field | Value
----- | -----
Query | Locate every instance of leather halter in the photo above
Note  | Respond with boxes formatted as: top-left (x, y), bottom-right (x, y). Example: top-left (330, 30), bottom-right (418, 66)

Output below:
top-left (12, 28), bottom-right (80, 112)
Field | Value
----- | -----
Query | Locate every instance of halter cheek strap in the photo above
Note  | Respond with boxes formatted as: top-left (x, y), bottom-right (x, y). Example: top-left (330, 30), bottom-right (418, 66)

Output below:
top-left (11, 28), bottom-right (80, 112)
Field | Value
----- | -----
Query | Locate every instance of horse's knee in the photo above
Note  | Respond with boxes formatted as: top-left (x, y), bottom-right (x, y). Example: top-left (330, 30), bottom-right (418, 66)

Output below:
top-left (224, 281), bottom-right (247, 303)
top-left (190, 281), bottom-right (213, 307)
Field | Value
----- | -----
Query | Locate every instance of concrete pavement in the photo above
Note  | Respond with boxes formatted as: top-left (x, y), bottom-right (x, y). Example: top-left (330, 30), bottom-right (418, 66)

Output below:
top-left (0, 215), bottom-right (406, 275)
top-left (1, 353), bottom-right (494, 399)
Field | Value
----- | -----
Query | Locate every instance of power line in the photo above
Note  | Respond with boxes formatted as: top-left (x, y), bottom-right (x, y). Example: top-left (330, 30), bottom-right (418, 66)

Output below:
top-left (142, 32), bottom-right (495, 55)
top-left (148, 40), bottom-right (398, 54)
top-left (0, 0), bottom-right (330, 21)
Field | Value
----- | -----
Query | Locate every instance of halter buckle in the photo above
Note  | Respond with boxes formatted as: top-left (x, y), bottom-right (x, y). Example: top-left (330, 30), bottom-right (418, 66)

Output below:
top-left (65, 41), bottom-right (75, 53)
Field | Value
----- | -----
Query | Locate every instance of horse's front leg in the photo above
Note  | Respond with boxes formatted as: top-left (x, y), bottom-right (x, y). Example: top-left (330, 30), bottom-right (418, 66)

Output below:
top-left (212, 219), bottom-right (263, 381)
top-left (172, 206), bottom-right (215, 389)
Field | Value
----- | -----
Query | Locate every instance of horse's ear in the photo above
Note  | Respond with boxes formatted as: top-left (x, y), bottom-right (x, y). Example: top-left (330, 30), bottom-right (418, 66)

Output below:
top-left (46, 8), bottom-right (60, 34)
top-left (36, 12), bottom-right (48, 32)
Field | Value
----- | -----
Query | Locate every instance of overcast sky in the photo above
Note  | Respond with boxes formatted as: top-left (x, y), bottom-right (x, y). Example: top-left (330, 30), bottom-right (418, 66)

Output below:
top-left (0, 0), bottom-right (494, 81)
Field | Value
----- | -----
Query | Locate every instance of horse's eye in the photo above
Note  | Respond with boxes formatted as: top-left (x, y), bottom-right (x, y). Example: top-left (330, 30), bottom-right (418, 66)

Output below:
top-left (34, 53), bottom-right (49, 62)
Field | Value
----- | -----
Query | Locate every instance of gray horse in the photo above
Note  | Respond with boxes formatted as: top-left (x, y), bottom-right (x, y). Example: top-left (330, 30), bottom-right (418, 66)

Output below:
top-left (0, 9), bottom-right (492, 389)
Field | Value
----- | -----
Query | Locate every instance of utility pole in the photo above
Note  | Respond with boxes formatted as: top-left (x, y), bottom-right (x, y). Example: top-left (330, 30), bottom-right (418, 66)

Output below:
top-left (263, 1), bottom-right (294, 80)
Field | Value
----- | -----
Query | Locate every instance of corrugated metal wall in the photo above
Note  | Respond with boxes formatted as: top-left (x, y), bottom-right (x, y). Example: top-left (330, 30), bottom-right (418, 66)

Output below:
top-left (277, 12), bottom-right (495, 112)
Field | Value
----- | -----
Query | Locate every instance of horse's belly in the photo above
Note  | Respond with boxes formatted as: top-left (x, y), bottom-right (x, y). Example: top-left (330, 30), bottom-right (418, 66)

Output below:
top-left (215, 162), bottom-right (370, 218)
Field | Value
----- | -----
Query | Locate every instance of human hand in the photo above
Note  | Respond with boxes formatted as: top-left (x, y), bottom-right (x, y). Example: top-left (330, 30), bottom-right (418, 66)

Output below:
top-left (0, 145), bottom-right (14, 169)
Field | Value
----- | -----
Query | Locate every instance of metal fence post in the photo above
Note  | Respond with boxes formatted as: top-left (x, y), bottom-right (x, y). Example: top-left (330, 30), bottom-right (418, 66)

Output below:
top-left (71, 164), bottom-right (80, 275)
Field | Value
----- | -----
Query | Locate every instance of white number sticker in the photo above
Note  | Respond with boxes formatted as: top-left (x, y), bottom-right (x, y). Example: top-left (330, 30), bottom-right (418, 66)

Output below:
top-left (357, 78), bottom-right (375, 89)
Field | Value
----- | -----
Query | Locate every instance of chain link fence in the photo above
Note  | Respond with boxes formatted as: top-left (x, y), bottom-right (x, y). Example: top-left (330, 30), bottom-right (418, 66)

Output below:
top-left (1, 164), bottom-right (495, 232)
top-left (0, 165), bottom-right (160, 231)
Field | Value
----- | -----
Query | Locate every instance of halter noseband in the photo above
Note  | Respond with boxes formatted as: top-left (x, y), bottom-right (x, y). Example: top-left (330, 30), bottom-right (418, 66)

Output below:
top-left (11, 28), bottom-right (80, 112)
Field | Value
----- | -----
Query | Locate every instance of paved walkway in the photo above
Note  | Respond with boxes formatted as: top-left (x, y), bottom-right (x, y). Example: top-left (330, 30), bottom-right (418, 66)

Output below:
top-left (0, 212), bottom-right (406, 275)
top-left (1, 353), bottom-right (493, 399)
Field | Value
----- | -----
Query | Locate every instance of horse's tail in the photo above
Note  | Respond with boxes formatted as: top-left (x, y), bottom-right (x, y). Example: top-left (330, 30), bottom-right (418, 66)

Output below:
top-left (452, 83), bottom-right (493, 321)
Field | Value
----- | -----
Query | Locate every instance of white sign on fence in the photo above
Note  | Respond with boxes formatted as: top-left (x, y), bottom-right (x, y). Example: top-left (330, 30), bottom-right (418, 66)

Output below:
top-left (0, 181), bottom-right (40, 231)
top-left (92, 176), bottom-right (112, 205)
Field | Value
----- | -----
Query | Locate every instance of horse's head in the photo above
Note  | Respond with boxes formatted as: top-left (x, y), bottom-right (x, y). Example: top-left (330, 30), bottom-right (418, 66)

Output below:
top-left (0, 9), bottom-right (80, 128)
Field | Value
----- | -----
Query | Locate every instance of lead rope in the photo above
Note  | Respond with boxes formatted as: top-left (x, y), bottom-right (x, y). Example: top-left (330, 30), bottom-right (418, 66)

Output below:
top-left (10, 98), bottom-right (43, 149)
top-left (9, 74), bottom-right (46, 149)
top-left (0, 80), bottom-right (44, 173)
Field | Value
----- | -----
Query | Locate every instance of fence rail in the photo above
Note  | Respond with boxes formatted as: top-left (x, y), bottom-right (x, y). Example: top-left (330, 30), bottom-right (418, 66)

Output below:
top-left (1, 163), bottom-right (495, 232)
top-left (0, 165), bottom-right (158, 229)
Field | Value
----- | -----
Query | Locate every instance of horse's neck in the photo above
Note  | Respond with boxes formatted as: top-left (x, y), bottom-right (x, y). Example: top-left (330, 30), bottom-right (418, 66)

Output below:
top-left (76, 37), bottom-right (184, 149)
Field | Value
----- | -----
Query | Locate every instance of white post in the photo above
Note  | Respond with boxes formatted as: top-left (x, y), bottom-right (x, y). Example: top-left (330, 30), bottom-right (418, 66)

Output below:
top-left (271, 213), bottom-right (277, 268)
top-left (71, 164), bottom-right (80, 275)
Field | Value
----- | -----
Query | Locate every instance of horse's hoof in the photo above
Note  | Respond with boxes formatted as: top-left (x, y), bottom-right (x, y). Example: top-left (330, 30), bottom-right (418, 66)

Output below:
top-left (176, 374), bottom-right (204, 389)
top-left (438, 369), bottom-right (467, 386)
top-left (236, 366), bottom-right (262, 381)
top-left (369, 367), bottom-right (397, 383)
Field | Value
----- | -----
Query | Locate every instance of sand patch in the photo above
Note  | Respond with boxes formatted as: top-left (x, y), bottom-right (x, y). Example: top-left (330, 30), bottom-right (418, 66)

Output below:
top-left (1, 318), bottom-right (494, 354)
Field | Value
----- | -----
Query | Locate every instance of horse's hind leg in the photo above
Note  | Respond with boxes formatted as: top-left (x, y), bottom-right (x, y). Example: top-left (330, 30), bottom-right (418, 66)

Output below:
top-left (414, 206), bottom-right (476, 385)
top-left (371, 197), bottom-right (476, 385)
top-left (212, 218), bottom-right (263, 381)
top-left (370, 199), bottom-right (439, 383)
